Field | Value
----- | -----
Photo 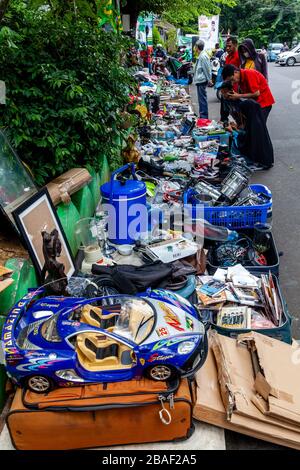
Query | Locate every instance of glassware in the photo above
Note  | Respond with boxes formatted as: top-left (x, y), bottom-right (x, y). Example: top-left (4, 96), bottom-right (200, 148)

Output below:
top-left (253, 223), bottom-right (272, 253)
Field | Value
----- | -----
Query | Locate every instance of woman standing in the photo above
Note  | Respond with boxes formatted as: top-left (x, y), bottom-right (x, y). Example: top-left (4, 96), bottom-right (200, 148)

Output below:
top-left (238, 38), bottom-right (268, 80)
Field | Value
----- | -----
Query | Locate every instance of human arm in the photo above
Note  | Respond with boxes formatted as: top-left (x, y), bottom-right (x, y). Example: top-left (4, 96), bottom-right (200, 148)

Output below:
top-left (202, 54), bottom-right (212, 82)
top-left (228, 90), bottom-right (260, 100)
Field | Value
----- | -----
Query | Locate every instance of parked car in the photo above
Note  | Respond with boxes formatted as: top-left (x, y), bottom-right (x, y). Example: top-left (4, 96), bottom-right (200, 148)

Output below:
top-left (1, 288), bottom-right (207, 393)
top-left (276, 44), bottom-right (300, 66)
top-left (267, 43), bottom-right (284, 62)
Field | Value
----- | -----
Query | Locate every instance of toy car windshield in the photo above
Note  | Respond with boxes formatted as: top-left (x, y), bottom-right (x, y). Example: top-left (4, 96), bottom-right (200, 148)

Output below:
top-left (111, 297), bottom-right (155, 345)
top-left (40, 314), bottom-right (62, 343)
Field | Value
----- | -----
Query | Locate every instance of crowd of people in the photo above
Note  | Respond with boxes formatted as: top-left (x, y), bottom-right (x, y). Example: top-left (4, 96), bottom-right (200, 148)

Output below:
top-left (194, 36), bottom-right (275, 171)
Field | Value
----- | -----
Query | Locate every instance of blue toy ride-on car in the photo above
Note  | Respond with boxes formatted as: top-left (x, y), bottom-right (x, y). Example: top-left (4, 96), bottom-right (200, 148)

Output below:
top-left (1, 288), bottom-right (207, 393)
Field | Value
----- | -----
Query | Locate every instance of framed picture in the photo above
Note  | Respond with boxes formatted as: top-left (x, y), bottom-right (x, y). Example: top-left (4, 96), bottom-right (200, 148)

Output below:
top-left (13, 188), bottom-right (75, 279)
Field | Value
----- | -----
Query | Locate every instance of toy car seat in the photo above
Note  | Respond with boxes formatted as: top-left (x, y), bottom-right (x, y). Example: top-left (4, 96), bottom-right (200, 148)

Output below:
top-left (81, 305), bottom-right (119, 331)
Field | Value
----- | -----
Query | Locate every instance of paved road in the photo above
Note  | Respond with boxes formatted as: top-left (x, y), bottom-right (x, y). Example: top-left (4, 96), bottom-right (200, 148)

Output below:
top-left (192, 62), bottom-right (300, 450)
top-left (193, 63), bottom-right (300, 337)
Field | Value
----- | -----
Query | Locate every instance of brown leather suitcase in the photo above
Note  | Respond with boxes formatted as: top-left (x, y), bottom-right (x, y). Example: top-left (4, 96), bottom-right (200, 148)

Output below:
top-left (6, 378), bottom-right (195, 450)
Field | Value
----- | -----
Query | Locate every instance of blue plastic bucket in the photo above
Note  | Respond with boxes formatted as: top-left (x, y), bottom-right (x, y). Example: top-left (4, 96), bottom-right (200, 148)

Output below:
top-left (101, 164), bottom-right (147, 245)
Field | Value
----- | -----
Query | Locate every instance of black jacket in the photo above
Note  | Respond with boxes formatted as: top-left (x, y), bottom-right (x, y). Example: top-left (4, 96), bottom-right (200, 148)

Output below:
top-left (238, 39), bottom-right (268, 80)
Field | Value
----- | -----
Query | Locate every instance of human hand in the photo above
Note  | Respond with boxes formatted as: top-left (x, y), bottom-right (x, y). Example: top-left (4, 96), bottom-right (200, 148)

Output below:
top-left (228, 91), bottom-right (241, 100)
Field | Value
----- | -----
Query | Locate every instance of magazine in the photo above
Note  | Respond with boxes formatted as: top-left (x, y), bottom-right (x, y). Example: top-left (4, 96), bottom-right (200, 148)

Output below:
top-left (217, 306), bottom-right (251, 329)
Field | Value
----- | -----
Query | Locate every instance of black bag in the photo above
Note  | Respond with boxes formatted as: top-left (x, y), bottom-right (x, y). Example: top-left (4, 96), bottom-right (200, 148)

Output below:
top-left (92, 261), bottom-right (174, 294)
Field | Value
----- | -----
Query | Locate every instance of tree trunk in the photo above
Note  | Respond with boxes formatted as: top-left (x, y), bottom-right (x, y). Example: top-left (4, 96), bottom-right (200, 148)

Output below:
top-left (0, 0), bottom-right (9, 22)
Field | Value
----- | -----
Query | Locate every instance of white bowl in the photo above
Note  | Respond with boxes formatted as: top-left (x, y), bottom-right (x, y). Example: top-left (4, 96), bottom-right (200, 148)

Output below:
top-left (117, 245), bottom-right (134, 256)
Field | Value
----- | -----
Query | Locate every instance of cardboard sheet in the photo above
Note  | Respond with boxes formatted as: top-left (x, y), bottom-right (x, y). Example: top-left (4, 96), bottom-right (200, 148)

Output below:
top-left (238, 332), bottom-right (300, 426)
top-left (210, 332), bottom-right (300, 433)
top-left (193, 344), bottom-right (300, 450)
top-left (0, 265), bottom-right (13, 293)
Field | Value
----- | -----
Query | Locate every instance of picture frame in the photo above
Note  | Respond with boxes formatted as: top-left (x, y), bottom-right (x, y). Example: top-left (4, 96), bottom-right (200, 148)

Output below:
top-left (12, 188), bottom-right (75, 280)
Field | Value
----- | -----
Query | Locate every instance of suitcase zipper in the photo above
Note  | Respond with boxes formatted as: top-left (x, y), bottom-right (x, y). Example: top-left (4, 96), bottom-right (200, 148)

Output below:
top-left (23, 379), bottom-right (180, 409)
top-left (158, 393), bottom-right (174, 425)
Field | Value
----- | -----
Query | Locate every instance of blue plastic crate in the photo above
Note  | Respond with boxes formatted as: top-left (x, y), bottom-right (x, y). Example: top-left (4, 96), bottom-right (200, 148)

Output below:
top-left (185, 184), bottom-right (272, 229)
top-left (193, 131), bottom-right (230, 146)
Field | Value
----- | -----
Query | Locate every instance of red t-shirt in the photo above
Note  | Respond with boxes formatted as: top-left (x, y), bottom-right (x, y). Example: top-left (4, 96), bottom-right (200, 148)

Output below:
top-left (225, 50), bottom-right (240, 68)
top-left (239, 69), bottom-right (275, 108)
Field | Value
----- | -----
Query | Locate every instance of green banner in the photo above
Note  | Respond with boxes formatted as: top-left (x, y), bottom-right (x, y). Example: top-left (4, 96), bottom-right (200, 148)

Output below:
top-left (97, 0), bottom-right (121, 32)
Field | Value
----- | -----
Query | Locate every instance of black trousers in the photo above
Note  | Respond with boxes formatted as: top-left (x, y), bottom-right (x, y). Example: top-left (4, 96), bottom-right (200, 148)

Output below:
top-left (261, 105), bottom-right (272, 123)
top-left (220, 97), bottom-right (230, 123)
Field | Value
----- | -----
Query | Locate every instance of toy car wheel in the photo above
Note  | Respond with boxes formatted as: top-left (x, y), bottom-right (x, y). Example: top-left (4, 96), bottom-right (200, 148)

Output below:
top-left (26, 375), bottom-right (54, 394)
top-left (146, 365), bottom-right (177, 382)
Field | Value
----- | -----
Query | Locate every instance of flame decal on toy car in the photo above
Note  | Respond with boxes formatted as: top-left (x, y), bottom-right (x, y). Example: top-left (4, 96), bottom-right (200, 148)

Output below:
top-left (152, 338), bottom-right (185, 351)
top-left (16, 357), bottom-right (62, 372)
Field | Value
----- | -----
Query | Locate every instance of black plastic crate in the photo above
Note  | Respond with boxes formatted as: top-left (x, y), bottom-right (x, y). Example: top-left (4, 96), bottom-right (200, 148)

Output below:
top-left (199, 276), bottom-right (292, 344)
top-left (205, 229), bottom-right (281, 278)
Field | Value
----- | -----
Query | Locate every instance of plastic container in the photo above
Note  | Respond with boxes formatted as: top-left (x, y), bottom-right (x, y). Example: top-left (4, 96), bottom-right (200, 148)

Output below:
top-left (87, 166), bottom-right (100, 211)
top-left (185, 184), bottom-right (272, 229)
top-left (57, 202), bottom-right (81, 257)
top-left (193, 131), bottom-right (230, 146)
top-left (200, 276), bottom-right (292, 344)
top-left (101, 163), bottom-right (147, 245)
top-left (206, 229), bottom-right (280, 277)
top-left (0, 259), bottom-right (38, 316)
top-left (71, 185), bottom-right (94, 219)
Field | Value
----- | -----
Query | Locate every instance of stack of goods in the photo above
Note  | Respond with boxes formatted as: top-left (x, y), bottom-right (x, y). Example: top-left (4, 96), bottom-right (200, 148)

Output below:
top-left (196, 265), bottom-right (288, 336)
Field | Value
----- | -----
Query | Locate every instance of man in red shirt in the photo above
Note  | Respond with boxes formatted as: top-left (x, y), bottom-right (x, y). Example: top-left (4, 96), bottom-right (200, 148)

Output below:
top-left (222, 64), bottom-right (275, 122)
top-left (220, 37), bottom-right (240, 123)
top-left (225, 37), bottom-right (240, 68)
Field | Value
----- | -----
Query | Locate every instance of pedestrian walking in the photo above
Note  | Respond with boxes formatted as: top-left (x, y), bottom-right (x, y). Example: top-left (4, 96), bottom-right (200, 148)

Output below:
top-left (194, 40), bottom-right (212, 119)
top-left (281, 42), bottom-right (289, 52)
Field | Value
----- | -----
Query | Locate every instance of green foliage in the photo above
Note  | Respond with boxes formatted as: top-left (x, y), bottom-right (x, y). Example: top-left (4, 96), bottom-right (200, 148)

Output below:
top-left (221, 0), bottom-right (300, 45)
top-left (165, 29), bottom-right (177, 54)
top-left (162, 0), bottom-right (236, 30)
top-left (152, 25), bottom-right (164, 46)
top-left (122, 0), bottom-right (235, 30)
top-left (0, 1), bottom-right (136, 185)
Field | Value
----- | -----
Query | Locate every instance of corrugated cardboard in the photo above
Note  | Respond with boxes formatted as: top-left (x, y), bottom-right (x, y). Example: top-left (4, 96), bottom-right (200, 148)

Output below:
top-left (238, 332), bottom-right (300, 426)
top-left (0, 265), bottom-right (13, 293)
top-left (193, 343), bottom-right (300, 450)
top-left (46, 168), bottom-right (92, 206)
top-left (210, 331), bottom-right (300, 433)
